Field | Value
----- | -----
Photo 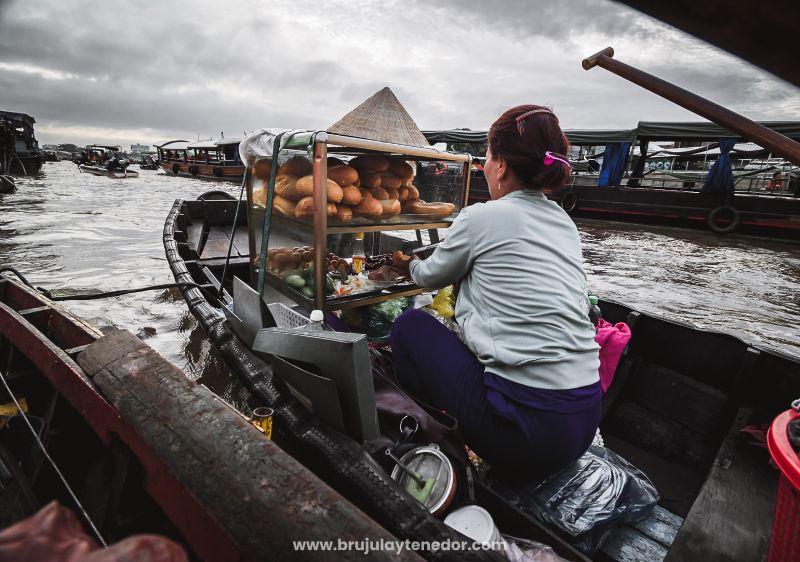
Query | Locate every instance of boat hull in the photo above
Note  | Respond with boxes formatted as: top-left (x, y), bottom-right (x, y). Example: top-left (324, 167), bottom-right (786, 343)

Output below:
top-left (159, 161), bottom-right (244, 182)
top-left (8, 154), bottom-right (44, 176)
top-left (78, 164), bottom-right (139, 178)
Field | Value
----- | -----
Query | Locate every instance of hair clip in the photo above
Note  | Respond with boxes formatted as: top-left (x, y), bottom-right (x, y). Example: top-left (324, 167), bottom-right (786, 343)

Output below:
top-left (544, 151), bottom-right (571, 168)
top-left (516, 108), bottom-right (556, 135)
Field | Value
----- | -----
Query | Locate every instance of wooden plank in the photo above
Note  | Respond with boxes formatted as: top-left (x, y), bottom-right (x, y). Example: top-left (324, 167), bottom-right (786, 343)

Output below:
top-left (187, 223), bottom-right (204, 253)
top-left (664, 406), bottom-right (776, 562)
top-left (199, 226), bottom-right (232, 260)
top-left (602, 526), bottom-right (669, 562)
top-left (631, 505), bottom-right (683, 547)
top-left (232, 226), bottom-right (249, 257)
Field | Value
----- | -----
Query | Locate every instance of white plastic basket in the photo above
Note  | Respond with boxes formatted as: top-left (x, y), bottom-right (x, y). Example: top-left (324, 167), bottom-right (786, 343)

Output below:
top-left (267, 303), bottom-right (311, 329)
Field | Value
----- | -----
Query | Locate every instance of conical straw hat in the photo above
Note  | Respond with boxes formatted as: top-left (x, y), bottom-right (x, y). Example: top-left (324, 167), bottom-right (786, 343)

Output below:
top-left (328, 87), bottom-right (430, 147)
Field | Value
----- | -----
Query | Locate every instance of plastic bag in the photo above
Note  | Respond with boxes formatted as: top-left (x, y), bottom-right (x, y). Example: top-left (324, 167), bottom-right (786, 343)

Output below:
top-left (500, 535), bottom-right (567, 562)
top-left (361, 297), bottom-right (411, 344)
top-left (491, 446), bottom-right (659, 555)
top-left (429, 286), bottom-right (455, 318)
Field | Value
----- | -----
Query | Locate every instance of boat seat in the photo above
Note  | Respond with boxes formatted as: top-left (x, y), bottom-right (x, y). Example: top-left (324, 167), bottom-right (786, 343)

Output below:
top-left (663, 405), bottom-right (777, 562)
top-left (600, 505), bottom-right (684, 562)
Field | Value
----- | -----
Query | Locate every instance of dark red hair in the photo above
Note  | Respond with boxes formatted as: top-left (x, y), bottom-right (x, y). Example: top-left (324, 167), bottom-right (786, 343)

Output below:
top-left (488, 104), bottom-right (571, 191)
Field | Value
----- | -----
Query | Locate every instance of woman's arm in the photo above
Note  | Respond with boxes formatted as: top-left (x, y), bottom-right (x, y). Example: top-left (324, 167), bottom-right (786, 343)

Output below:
top-left (409, 208), bottom-right (475, 289)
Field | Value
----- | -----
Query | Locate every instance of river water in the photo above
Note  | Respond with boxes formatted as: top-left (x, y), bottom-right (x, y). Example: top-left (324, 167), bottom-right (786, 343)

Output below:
top-left (2, 161), bottom-right (799, 401)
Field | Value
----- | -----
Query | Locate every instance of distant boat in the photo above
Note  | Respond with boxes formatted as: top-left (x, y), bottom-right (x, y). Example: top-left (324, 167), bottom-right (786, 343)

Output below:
top-left (154, 138), bottom-right (245, 181)
top-left (77, 144), bottom-right (138, 178)
top-left (0, 111), bottom-right (44, 176)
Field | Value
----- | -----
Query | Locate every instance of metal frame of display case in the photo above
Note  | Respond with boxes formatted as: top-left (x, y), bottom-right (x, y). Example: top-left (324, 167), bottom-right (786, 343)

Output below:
top-left (246, 131), bottom-right (472, 311)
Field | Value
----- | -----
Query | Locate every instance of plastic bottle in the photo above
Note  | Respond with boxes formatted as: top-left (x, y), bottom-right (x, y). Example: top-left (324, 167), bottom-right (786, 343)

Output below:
top-left (306, 309), bottom-right (325, 331)
top-left (352, 232), bottom-right (365, 274)
top-left (588, 295), bottom-right (602, 329)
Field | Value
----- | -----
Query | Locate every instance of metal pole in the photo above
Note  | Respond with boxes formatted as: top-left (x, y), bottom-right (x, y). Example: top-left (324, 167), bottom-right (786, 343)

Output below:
top-left (311, 138), bottom-right (328, 311)
top-left (582, 47), bottom-right (800, 165)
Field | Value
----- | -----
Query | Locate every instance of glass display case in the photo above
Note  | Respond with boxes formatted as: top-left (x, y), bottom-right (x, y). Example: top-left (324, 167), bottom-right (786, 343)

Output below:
top-left (245, 131), bottom-right (472, 311)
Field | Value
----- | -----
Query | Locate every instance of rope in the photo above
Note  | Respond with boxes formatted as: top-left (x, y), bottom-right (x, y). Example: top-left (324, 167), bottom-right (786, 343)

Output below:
top-left (0, 347), bottom-right (107, 546)
top-left (218, 173), bottom-right (248, 299)
top-left (0, 269), bottom-right (208, 301)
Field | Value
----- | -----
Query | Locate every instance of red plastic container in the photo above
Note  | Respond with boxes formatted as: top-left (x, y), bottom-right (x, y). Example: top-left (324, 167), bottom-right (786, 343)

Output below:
top-left (767, 409), bottom-right (800, 562)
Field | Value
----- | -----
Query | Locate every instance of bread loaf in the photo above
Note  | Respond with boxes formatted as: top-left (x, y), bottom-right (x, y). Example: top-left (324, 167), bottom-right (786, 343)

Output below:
top-left (353, 195), bottom-right (383, 217)
top-left (406, 185), bottom-right (420, 200)
top-left (369, 186), bottom-right (390, 200)
top-left (385, 188), bottom-right (399, 200)
top-left (350, 154), bottom-right (390, 172)
top-left (341, 185), bottom-right (362, 205)
top-left (398, 187), bottom-right (409, 201)
top-left (379, 198), bottom-right (401, 218)
top-left (328, 164), bottom-right (359, 187)
top-left (252, 159), bottom-right (272, 180)
top-left (274, 174), bottom-right (305, 201)
top-left (295, 196), bottom-right (338, 218)
top-left (359, 170), bottom-right (381, 189)
top-left (380, 172), bottom-right (402, 190)
top-left (279, 156), bottom-right (312, 177)
top-left (327, 156), bottom-right (346, 168)
top-left (273, 195), bottom-right (297, 217)
top-left (296, 175), bottom-right (343, 203)
top-left (404, 200), bottom-right (456, 218)
top-left (388, 159), bottom-right (414, 180)
top-left (334, 205), bottom-right (353, 223)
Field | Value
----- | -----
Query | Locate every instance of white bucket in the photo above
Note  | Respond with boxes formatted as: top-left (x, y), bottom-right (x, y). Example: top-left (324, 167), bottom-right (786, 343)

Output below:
top-left (443, 505), bottom-right (500, 546)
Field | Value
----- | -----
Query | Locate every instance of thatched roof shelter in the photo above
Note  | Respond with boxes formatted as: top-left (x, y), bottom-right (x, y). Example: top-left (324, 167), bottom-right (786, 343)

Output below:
top-left (328, 87), bottom-right (430, 147)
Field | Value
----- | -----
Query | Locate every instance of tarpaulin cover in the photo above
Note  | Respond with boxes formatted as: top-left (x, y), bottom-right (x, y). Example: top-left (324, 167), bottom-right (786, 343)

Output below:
top-left (238, 128), bottom-right (313, 164)
top-left (636, 121), bottom-right (800, 140)
top-left (702, 138), bottom-right (736, 194)
top-left (598, 143), bottom-right (631, 187)
top-left (422, 129), bottom-right (638, 146)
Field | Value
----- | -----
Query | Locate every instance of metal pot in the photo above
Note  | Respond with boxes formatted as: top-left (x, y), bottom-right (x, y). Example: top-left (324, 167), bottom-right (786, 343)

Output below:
top-left (390, 444), bottom-right (457, 516)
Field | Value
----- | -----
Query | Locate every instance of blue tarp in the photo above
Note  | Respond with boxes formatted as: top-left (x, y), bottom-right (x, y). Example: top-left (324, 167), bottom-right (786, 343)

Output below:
top-left (598, 143), bottom-right (631, 187)
top-left (701, 138), bottom-right (736, 194)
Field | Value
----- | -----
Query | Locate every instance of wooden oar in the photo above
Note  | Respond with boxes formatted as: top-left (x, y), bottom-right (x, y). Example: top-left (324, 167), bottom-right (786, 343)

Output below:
top-left (582, 47), bottom-right (800, 166)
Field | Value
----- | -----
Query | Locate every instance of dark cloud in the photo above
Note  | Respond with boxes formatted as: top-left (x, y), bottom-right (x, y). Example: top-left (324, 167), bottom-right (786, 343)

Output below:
top-left (0, 0), bottom-right (796, 147)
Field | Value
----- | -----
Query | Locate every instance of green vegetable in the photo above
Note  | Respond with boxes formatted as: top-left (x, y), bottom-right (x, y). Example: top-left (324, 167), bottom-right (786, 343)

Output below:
top-left (301, 286), bottom-right (314, 299)
top-left (326, 274), bottom-right (335, 295)
top-left (285, 274), bottom-right (305, 288)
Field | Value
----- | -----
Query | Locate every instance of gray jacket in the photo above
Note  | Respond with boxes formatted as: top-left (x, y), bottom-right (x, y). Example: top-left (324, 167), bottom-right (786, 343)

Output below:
top-left (410, 189), bottom-right (600, 390)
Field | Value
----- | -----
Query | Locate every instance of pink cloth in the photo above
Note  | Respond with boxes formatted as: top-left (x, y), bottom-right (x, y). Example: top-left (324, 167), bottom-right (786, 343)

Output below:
top-left (594, 319), bottom-right (632, 393)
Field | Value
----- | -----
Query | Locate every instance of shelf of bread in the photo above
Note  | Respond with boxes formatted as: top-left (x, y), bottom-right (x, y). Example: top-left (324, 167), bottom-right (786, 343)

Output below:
top-left (250, 153), bottom-right (460, 233)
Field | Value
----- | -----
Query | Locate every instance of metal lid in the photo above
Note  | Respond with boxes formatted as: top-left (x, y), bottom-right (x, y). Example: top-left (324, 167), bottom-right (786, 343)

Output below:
top-left (444, 505), bottom-right (498, 545)
top-left (391, 444), bottom-right (455, 514)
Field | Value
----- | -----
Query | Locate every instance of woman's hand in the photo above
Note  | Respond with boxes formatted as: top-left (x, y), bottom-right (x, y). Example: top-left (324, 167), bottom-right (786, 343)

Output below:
top-left (391, 251), bottom-right (414, 276)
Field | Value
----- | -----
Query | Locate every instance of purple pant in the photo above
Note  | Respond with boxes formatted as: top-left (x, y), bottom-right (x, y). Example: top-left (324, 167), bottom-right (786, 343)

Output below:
top-left (390, 309), bottom-right (600, 481)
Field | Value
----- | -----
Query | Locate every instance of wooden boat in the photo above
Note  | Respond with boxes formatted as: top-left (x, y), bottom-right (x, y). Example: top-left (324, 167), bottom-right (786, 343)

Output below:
top-left (164, 179), bottom-right (800, 561)
top-left (0, 272), bottom-right (402, 561)
top-left (78, 164), bottom-right (139, 178)
top-left (423, 123), bottom-right (800, 240)
top-left (0, 111), bottom-right (44, 176)
top-left (154, 138), bottom-right (245, 182)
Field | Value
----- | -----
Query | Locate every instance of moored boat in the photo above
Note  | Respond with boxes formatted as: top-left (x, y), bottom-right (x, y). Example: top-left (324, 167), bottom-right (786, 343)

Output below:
top-left (163, 126), bottom-right (800, 561)
top-left (423, 122), bottom-right (800, 240)
top-left (0, 111), bottom-right (44, 176)
top-left (155, 138), bottom-right (245, 181)
top-left (0, 271), bottom-right (410, 560)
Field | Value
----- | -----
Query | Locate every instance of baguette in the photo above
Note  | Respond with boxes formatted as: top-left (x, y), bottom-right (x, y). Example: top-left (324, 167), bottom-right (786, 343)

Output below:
top-left (328, 164), bottom-right (359, 186)
top-left (341, 185), bottom-right (362, 205)
top-left (359, 170), bottom-right (381, 189)
top-left (272, 195), bottom-right (297, 217)
top-left (398, 187), bottom-right (409, 201)
top-left (350, 154), bottom-right (390, 172)
top-left (379, 198), bottom-right (401, 218)
top-left (380, 172), bottom-right (402, 190)
top-left (252, 159), bottom-right (272, 180)
top-left (274, 174), bottom-right (305, 201)
top-left (385, 188), bottom-right (399, 200)
top-left (404, 200), bottom-right (456, 218)
top-left (333, 205), bottom-right (353, 223)
top-left (353, 195), bottom-right (383, 217)
top-left (406, 185), bottom-right (420, 200)
top-left (295, 196), bottom-right (338, 218)
top-left (278, 156), bottom-right (312, 177)
top-left (369, 186), bottom-right (390, 200)
top-left (296, 175), bottom-right (343, 203)
top-left (388, 159), bottom-right (414, 180)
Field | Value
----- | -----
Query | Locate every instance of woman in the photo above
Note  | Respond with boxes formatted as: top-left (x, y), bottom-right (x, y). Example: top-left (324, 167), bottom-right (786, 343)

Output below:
top-left (390, 104), bottom-right (601, 482)
top-left (767, 171), bottom-right (783, 191)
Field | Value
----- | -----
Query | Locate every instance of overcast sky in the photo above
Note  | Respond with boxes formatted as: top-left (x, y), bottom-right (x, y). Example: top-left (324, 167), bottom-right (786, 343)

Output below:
top-left (1, 0), bottom-right (798, 149)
